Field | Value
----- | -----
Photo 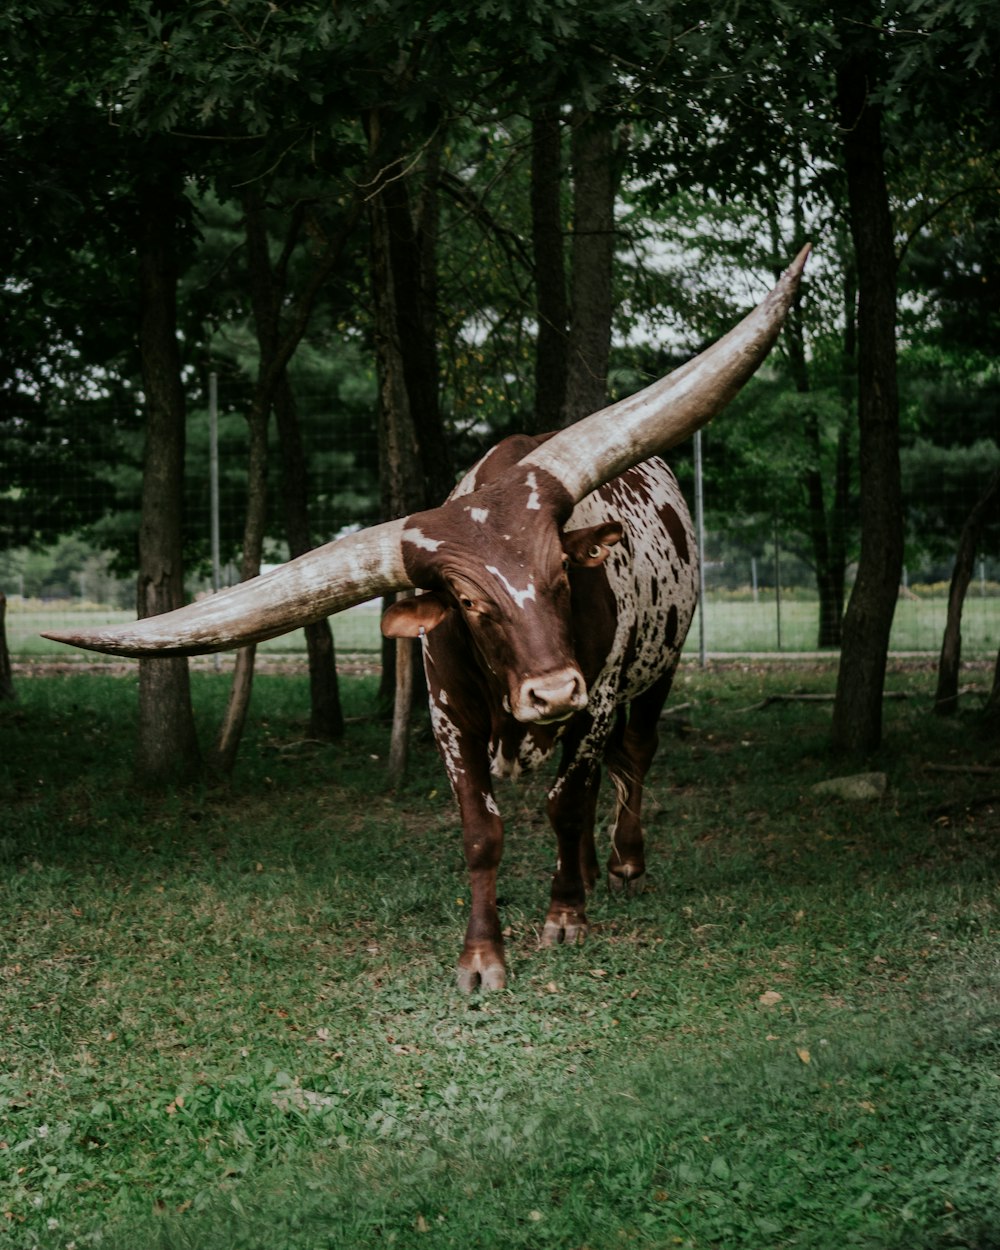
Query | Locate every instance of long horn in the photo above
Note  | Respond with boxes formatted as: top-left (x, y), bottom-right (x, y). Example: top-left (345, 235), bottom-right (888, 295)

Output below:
top-left (42, 518), bottom-right (413, 657)
top-left (523, 244), bottom-right (810, 502)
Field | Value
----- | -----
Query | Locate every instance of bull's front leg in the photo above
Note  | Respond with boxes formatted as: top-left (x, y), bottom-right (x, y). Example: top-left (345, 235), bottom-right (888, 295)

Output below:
top-left (451, 769), bottom-right (507, 993)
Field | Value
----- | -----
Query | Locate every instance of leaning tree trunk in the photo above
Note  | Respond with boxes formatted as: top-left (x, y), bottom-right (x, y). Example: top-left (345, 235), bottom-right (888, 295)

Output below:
top-left (934, 467), bottom-right (1000, 715)
top-left (830, 14), bottom-right (904, 757)
top-left (0, 593), bottom-right (15, 702)
top-left (531, 103), bottom-right (569, 431)
top-left (368, 112), bottom-right (448, 777)
top-left (135, 166), bottom-right (201, 785)
top-left (368, 130), bottom-right (430, 783)
top-left (783, 231), bottom-right (845, 650)
top-left (563, 111), bottom-right (620, 427)
top-left (244, 187), bottom-right (344, 742)
top-left (212, 187), bottom-right (362, 771)
top-left (274, 372), bottom-right (344, 740)
top-left (212, 399), bottom-right (269, 774)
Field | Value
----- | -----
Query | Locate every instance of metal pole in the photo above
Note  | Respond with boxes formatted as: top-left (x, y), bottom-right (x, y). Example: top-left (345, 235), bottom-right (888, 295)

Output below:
top-left (209, 371), bottom-right (221, 594)
top-left (694, 429), bottom-right (707, 667)
top-left (773, 514), bottom-right (782, 651)
top-left (209, 372), bottom-right (221, 672)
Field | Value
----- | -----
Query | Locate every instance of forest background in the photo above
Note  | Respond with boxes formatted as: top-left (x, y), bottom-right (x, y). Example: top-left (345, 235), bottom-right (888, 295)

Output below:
top-left (1, 0), bottom-right (999, 780)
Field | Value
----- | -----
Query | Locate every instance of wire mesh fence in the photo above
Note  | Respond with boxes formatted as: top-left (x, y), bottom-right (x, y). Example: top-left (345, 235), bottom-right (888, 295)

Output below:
top-left (3, 391), bottom-right (999, 663)
top-left (6, 532), bottom-right (998, 664)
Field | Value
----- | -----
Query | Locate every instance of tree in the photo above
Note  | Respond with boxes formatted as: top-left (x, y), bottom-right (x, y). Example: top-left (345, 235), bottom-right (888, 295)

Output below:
top-left (829, 4), bottom-right (904, 757)
top-left (562, 111), bottom-right (622, 425)
top-left (133, 156), bottom-right (201, 784)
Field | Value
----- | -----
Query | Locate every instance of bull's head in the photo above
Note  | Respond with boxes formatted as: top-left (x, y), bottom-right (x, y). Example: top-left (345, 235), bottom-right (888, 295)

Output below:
top-left (43, 247), bottom-right (810, 674)
top-left (380, 471), bottom-right (623, 723)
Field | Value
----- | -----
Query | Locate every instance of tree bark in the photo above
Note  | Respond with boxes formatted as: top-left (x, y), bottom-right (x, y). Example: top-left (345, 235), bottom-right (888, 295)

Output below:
top-left (830, 16), bottom-right (904, 756)
top-left (213, 396), bottom-right (268, 774)
top-left (934, 467), bottom-right (1000, 714)
top-left (531, 104), bottom-right (568, 431)
top-left (381, 158), bottom-right (451, 508)
top-left (783, 245), bottom-right (846, 650)
top-left (368, 131), bottom-right (430, 783)
top-left (212, 187), bottom-right (361, 771)
top-left (246, 187), bottom-right (343, 741)
top-left (0, 593), bottom-right (15, 702)
top-left (135, 165), bottom-right (201, 785)
top-left (563, 112), bottom-right (620, 426)
top-left (274, 372), bottom-right (344, 740)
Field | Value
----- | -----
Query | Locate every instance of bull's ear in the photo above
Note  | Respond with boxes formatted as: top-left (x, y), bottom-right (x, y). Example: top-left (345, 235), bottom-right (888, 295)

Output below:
top-left (380, 593), bottom-right (450, 638)
top-left (563, 521), bottom-right (624, 568)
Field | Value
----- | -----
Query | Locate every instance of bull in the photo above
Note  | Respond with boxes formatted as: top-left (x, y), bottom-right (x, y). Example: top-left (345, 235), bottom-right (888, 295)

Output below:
top-left (45, 247), bottom-right (808, 990)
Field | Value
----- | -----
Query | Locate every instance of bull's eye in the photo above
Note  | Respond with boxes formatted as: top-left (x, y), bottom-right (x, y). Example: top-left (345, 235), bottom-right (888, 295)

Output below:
top-left (588, 544), bottom-right (603, 559)
top-left (460, 596), bottom-right (475, 610)
top-left (561, 556), bottom-right (570, 571)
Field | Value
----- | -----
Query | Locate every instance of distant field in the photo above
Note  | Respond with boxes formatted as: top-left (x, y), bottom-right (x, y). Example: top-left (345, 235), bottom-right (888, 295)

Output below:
top-left (9, 593), bottom-right (999, 660)
top-left (6, 600), bottom-right (386, 659)
top-left (696, 595), bottom-right (999, 655)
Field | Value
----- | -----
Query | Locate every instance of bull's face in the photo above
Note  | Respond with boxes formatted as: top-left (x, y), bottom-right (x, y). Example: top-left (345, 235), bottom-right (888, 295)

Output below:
top-left (381, 476), bottom-right (623, 724)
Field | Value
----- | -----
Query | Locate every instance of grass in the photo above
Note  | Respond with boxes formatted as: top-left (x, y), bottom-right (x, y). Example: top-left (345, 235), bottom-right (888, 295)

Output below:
top-left (8, 593), bottom-right (1000, 657)
top-left (3, 661), bottom-right (1000, 1248)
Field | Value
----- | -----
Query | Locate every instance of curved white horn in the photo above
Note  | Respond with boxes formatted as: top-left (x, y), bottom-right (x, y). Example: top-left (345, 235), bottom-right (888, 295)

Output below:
top-left (43, 518), bottom-right (413, 657)
top-left (523, 244), bottom-right (811, 502)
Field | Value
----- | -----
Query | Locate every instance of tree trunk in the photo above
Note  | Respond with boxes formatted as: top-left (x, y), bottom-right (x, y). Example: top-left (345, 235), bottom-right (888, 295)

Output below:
top-left (0, 593), bottom-right (15, 702)
top-left (531, 104), bottom-right (568, 431)
top-left (213, 398), bottom-right (268, 774)
top-left (830, 16), bottom-right (903, 757)
top-left (934, 468), bottom-right (1000, 715)
top-left (135, 166), bottom-right (200, 785)
top-left (783, 239), bottom-right (845, 650)
top-left (368, 131), bottom-right (429, 783)
top-left (274, 372), bottom-right (344, 739)
top-left (381, 158), bottom-right (452, 508)
top-left (563, 112), bottom-right (619, 426)
top-left (212, 187), bottom-right (360, 771)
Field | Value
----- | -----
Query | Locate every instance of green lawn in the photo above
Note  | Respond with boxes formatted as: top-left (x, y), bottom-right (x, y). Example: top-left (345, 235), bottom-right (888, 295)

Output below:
top-left (2, 665), bottom-right (1000, 1248)
top-left (7, 593), bottom-right (1000, 658)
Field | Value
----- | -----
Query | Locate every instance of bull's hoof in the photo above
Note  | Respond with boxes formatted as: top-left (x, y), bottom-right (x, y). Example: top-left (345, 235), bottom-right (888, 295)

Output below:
top-left (541, 913), bottom-right (588, 946)
top-left (608, 866), bottom-right (646, 896)
top-left (456, 956), bottom-right (507, 994)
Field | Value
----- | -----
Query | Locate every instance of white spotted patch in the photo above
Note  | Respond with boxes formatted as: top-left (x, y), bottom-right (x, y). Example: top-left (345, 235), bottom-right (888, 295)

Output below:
top-left (429, 699), bottom-right (464, 787)
top-left (403, 527), bottom-right (442, 552)
top-left (484, 793), bottom-right (500, 816)
top-left (490, 734), bottom-right (555, 779)
top-left (524, 472), bottom-right (541, 510)
top-left (467, 506), bottom-right (490, 523)
top-left (486, 565), bottom-right (536, 609)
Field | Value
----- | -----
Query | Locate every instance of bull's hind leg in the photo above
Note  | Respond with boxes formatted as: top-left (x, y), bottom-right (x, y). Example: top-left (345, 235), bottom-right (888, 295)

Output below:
top-left (606, 670), bottom-right (674, 895)
top-left (541, 746), bottom-right (602, 946)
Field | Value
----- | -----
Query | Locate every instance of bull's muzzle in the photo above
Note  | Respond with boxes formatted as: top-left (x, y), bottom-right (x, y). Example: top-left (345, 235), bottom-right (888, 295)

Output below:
top-left (514, 667), bottom-right (588, 724)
